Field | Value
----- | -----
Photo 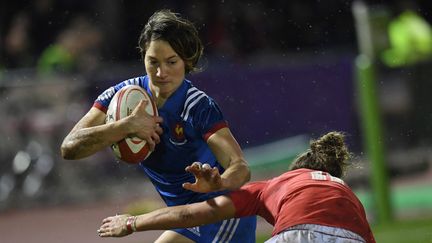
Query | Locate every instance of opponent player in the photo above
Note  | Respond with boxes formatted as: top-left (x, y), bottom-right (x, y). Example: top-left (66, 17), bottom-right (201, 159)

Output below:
top-left (98, 132), bottom-right (376, 243)
top-left (61, 9), bottom-right (256, 243)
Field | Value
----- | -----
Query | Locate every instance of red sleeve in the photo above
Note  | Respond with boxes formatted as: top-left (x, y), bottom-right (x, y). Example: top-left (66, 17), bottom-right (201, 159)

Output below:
top-left (203, 120), bottom-right (228, 141)
top-left (229, 181), bottom-right (266, 218)
top-left (92, 102), bottom-right (107, 113)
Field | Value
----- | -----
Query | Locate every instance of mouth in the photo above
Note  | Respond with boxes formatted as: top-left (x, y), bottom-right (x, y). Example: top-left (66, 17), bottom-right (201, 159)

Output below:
top-left (154, 80), bottom-right (170, 84)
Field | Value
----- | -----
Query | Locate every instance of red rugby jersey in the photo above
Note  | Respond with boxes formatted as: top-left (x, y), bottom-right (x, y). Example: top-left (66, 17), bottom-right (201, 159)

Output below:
top-left (229, 168), bottom-right (375, 243)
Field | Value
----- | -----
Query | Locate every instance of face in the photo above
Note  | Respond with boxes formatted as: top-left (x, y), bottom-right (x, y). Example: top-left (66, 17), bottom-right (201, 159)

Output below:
top-left (144, 40), bottom-right (186, 98)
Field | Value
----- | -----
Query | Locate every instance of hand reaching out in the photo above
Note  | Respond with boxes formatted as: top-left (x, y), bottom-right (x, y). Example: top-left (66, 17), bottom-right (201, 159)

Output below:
top-left (182, 162), bottom-right (225, 193)
top-left (97, 214), bottom-right (132, 237)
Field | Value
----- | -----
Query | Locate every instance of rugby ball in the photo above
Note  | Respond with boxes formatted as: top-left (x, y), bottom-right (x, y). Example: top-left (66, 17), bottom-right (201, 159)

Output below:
top-left (105, 85), bottom-right (158, 164)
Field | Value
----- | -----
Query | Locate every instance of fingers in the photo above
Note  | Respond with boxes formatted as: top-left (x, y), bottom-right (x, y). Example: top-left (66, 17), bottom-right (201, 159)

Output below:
top-left (185, 162), bottom-right (201, 171)
top-left (202, 163), bottom-right (211, 170)
top-left (151, 132), bottom-right (160, 144)
top-left (200, 164), bottom-right (213, 180)
top-left (183, 163), bottom-right (222, 193)
top-left (134, 100), bottom-right (162, 121)
top-left (102, 217), bottom-right (113, 224)
top-left (154, 116), bottom-right (164, 124)
top-left (147, 138), bottom-right (156, 151)
top-left (155, 123), bottom-right (163, 135)
top-left (98, 223), bottom-right (112, 237)
top-left (182, 182), bottom-right (194, 190)
top-left (193, 162), bottom-right (203, 169)
top-left (133, 100), bottom-right (148, 114)
top-left (186, 162), bottom-right (214, 173)
top-left (141, 99), bottom-right (149, 105)
top-left (185, 163), bottom-right (219, 181)
top-left (98, 214), bottom-right (128, 238)
top-left (98, 228), bottom-right (113, 237)
top-left (211, 167), bottom-right (220, 177)
top-left (139, 99), bottom-right (149, 107)
top-left (183, 162), bottom-right (203, 191)
top-left (145, 130), bottom-right (160, 151)
top-left (149, 120), bottom-right (162, 145)
top-left (185, 162), bottom-right (203, 175)
top-left (199, 163), bottom-right (213, 177)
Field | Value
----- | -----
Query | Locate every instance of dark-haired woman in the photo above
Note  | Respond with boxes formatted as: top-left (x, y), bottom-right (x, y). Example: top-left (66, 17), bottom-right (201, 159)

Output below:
top-left (61, 9), bottom-right (255, 243)
top-left (99, 132), bottom-right (376, 243)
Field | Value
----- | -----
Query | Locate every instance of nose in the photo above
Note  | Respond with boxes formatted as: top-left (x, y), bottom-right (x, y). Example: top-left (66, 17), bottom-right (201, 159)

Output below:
top-left (156, 65), bottom-right (167, 78)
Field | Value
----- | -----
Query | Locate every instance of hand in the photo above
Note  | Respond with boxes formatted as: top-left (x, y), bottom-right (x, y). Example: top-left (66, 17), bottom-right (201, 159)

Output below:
top-left (183, 162), bottom-right (224, 193)
top-left (127, 100), bottom-right (163, 151)
top-left (98, 214), bottom-right (131, 237)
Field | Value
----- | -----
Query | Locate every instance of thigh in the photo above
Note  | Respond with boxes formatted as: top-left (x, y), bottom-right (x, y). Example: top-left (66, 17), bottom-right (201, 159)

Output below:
top-left (173, 216), bottom-right (257, 243)
top-left (154, 230), bottom-right (195, 243)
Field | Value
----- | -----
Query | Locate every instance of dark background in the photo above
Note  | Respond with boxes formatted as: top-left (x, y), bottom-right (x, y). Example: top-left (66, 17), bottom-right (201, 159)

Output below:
top-left (1, 2), bottom-right (432, 242)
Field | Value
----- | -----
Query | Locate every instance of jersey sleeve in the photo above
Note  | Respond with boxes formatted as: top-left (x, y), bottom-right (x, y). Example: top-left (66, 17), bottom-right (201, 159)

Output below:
top-left (93, 77), bottom-right (146, 113)
top-left (192, 97), bottom-right (228, 141)
top-left (229, 181), bottom-right (266, 218)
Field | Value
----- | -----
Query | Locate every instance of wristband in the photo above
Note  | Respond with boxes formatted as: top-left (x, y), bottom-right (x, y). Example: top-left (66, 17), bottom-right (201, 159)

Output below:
top-left (126, 216), bottom-right (137, 233)
top-left (132, 216), bottom-right (137, 232)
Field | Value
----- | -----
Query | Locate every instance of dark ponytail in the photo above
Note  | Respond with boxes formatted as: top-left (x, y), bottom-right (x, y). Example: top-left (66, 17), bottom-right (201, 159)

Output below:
top-left (290, 131), bottom-right (351, 178)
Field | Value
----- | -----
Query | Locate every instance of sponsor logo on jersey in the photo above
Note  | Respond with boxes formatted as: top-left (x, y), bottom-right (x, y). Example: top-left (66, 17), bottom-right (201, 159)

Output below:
top-left (186, 226), bottom-right (201, 236)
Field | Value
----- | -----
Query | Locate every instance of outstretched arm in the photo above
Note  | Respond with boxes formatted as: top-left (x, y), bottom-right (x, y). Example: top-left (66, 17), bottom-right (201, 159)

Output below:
top-left (183, 127), bottom-right (250, 193)
top-left (97, 195), bottom-right (235, 237)
top-left (61, 100), bottom-right (163, 160)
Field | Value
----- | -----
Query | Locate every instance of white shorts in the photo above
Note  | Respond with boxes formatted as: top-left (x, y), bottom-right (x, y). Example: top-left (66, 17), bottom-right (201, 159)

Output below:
top-left (265, 224), bottom-right (366, 243)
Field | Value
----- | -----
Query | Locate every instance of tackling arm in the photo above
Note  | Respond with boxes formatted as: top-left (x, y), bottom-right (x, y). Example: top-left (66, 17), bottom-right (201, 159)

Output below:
top-left (98, 195), bottom-right (236, 237)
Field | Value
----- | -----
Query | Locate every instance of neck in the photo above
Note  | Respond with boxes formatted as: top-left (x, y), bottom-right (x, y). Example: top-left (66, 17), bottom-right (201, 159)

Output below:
top-left (149, 86), bottom-right (171, 108)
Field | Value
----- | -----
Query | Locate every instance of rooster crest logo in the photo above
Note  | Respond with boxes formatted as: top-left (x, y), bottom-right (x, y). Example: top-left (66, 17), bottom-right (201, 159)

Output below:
top-left (169, 123), bottom-right (187, 145)
top-left (174, 123), bottom-right (184, 140)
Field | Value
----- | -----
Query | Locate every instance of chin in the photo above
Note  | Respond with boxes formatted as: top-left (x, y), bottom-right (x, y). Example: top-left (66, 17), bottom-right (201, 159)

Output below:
top-left (159, 86), bottom-right (177, 97)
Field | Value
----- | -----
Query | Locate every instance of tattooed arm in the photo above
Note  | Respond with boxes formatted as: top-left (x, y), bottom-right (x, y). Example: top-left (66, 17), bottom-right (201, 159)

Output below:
top-left (61, 101), bottom-right (163, 160)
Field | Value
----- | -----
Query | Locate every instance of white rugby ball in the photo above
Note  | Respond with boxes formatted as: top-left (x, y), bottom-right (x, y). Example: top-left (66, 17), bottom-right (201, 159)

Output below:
top-left (105, 85), bottom-right (158, 164)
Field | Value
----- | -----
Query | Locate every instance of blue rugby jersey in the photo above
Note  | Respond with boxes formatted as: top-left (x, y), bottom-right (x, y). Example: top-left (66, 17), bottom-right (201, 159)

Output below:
top-left (93, 76), bottom-right (229, 206)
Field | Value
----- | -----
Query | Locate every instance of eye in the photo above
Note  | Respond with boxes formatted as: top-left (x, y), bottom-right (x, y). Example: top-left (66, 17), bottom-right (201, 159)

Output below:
top-left (168, 60), bottom-right (177, 65)
top-left (147, 60), bottom-right (158, 66)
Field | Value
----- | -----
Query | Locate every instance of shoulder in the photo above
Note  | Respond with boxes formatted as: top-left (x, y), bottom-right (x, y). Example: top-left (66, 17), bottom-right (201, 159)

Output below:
top-left (101, 76), bottom-right (148, 94)
top-left (180, 81), bottom-right (216, 121)
top-left (184, 80), bottom-right (213, 103)
top-left (121, 76), bottom-right (147, 87)
top-left (100, 76), bottom-right (147, 94)
top-left (94, 76), bottom-right (148, 110)
top-left (267, 169), bottom-right (312, 185)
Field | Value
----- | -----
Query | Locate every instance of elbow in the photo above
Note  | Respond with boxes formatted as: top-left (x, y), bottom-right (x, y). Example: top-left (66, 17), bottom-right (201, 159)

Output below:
top-left (239, 158), bottom-right (251, 183)
top-left (233, 160), bottom-right (252, 186)
top-left (244, 164), bottom-right (251, 183)
top-left (60, 142), bottom-right (77, 160)
top-left (60, 146), bottom-right (73, 160)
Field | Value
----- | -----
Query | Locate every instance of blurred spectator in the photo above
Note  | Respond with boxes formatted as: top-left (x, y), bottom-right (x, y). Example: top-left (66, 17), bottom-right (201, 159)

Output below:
top-left (3, 12), bottom-right (34, 69)
top-left (1, 0), bottom-right (97, 70)
top-left (37, 16), bottom-right (103, 75)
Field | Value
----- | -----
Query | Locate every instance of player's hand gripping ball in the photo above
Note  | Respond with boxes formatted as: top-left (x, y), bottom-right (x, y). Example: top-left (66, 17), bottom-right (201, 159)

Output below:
top-left (105, 85), bottom-right (158, 164)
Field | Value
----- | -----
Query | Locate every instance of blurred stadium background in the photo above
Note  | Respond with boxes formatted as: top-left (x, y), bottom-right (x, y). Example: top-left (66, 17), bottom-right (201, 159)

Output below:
top-left (1, 0), bottom-right (432, 242)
